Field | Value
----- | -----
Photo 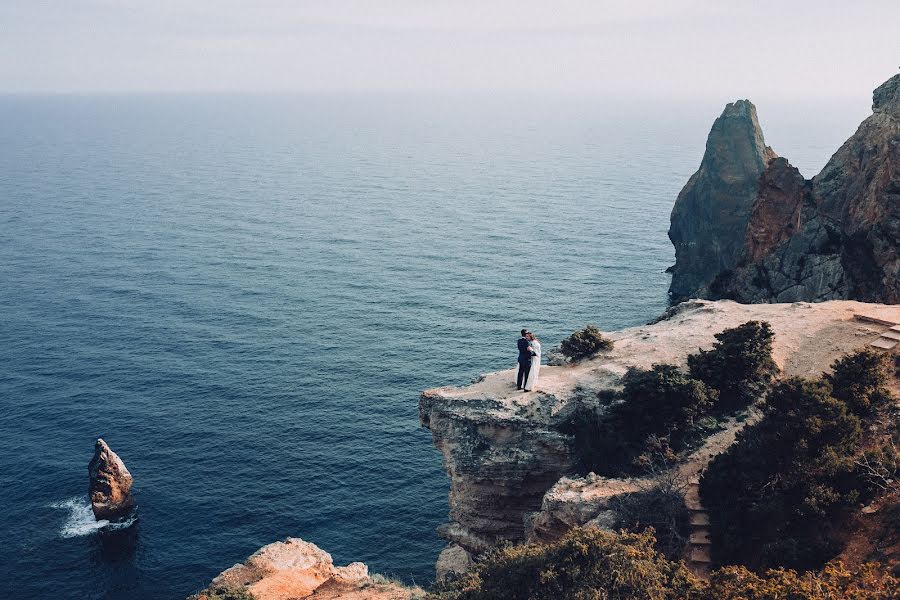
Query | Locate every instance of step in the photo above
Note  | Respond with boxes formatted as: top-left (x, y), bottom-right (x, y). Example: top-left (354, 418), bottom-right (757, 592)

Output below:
top-left (881, 330), bottom-right (900, 341)
top-left (870, 337), bottom-right (899, 350)
top-left (685, 499), bottom-right (704, 511)
top-left (690, 547), bottom-right (712, 563)
top-left (855, 314), bottom-right (900, 327)
top-left (690, 532), bottom-right (712, 545)
top-left (891, 325), bottom-right (900, 333)
top-left (689, 513), bottom-right (710, 526)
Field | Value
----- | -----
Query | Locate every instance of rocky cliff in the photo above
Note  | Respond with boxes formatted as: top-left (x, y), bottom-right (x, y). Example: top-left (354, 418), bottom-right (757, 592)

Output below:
top-left (190, 538), bottom-right (417, 600)
top-left (669, 73), bottom-right (900, 304)
top-left (420, 300), bottom-right (900, 576)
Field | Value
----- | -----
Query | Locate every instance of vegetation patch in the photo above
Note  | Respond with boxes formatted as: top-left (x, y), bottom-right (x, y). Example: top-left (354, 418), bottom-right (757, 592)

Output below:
top-left (700, 349), bottom-right (895, 571)
top-left (687, 320), bottom-right (777, 410)
top-left (559, 325), bottom-right (613, 360)
top-left (429, 528), bottom-right (899, 600)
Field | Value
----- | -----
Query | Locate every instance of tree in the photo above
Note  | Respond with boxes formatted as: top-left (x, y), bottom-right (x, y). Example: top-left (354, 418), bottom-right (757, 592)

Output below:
top-left (688, 321), bottom-right (777, 410)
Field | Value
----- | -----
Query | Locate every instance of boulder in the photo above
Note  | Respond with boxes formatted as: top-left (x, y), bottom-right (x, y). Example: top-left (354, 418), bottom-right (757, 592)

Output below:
top-left (88, 438), bottom-right (135, 521)
top-left (195, 537), bottom-right (417, 600)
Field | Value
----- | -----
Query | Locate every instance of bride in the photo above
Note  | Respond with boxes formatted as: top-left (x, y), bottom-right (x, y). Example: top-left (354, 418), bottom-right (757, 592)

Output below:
top-left (524, 332), bottom-right (541, 392)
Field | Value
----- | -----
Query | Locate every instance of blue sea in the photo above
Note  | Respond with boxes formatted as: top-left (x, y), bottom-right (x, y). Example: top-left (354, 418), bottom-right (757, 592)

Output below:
top-left (0, 93), bottom-right (866, 599)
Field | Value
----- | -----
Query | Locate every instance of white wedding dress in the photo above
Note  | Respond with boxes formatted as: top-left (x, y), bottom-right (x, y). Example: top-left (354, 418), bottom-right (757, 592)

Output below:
top-left (525, 339), bottom-right (541, 391)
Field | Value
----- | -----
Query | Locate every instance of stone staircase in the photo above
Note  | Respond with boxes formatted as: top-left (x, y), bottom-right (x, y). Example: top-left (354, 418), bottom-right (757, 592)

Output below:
top-left (684, 477), bottom-right (712, 578)
top-left (855, 314), bottom-right (900, 351)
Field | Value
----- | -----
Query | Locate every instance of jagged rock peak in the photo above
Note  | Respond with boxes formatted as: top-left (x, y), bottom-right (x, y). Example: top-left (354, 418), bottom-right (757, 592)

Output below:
top-left (702, 99), bottom-right (775, 177)
top-left (872, 72), bottom-right (900, 115)
top-left (88, 438), bottom-right (135, 521)
top-left (667, 98), bottom-right (776, 301)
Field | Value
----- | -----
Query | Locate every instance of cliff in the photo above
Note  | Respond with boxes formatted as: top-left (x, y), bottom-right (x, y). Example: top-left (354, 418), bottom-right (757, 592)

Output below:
top-left (669, 73), bottom-right (900, 303)
top-left (420, 300), bottom-right (900, 576)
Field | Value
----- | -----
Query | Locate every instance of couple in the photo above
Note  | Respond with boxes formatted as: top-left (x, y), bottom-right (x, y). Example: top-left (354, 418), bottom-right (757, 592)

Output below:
top-left (516, 329), bottom-right (541, 392)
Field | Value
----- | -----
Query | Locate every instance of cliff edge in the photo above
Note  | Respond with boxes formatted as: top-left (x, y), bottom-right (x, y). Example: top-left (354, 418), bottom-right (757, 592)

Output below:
top-left (419, 300), bottom-right (900, 576)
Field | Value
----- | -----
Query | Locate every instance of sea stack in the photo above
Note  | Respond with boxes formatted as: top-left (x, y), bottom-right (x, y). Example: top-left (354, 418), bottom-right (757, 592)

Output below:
top-left (88, 438), bottom-right (135, 521)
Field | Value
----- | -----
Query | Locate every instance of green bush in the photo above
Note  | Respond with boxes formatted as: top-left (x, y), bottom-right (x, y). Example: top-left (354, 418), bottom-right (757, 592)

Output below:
top-left (187, 587), bottom-right (255, 600)
top-left (430, 528), bottom-right (696, 600)
top-left (430, 528), bottom-right (900, 600)
top-left (698, 563), bottom-right (900, 600)
top-left (609, 485), bottom-right (690, 560)
top-left (562, 365), bottom-right (717, 476)
top-left (560, 325), bottom-right (613, 360)
top-left (688, 321), bottom-right (777, 410)
top-left (700, 377), bottom-right (863, 570)
top-left (561, 365), bottom-right (717, 476)
top-left (825, 349), bottom-right (892, 414)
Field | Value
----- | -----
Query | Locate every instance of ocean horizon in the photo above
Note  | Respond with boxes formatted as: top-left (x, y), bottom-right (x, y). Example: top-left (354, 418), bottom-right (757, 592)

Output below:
top-left (0, 91), bottom-right (867, 599)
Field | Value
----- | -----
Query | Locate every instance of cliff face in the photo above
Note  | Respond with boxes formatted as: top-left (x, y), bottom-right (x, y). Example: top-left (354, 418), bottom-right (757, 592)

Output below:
top-left (420, 300), bottom-right (900, 576)
top-left (669, 73), bottom-right (900, 304)
top-left (668, 100), bottom-right (777, 300)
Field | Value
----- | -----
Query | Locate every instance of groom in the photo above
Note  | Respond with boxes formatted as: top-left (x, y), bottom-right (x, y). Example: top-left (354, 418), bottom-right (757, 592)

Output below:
top-left (516, 328), bottom-right (534, 390)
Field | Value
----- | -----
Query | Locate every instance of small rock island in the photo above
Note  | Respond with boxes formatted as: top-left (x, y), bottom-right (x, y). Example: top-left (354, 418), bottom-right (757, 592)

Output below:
top-left (88, 438), bottom-right (135, 521)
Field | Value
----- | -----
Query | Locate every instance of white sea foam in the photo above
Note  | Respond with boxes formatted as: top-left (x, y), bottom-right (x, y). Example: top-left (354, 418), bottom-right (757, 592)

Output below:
top-left (49, 497), bottom-right (136, 538)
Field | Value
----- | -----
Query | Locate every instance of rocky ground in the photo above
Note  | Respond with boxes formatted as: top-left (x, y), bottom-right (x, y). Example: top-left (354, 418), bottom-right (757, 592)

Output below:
top-left (420, 299), bottom-right (900, 577)
top-left (190, 538), bottom-right (420, 600)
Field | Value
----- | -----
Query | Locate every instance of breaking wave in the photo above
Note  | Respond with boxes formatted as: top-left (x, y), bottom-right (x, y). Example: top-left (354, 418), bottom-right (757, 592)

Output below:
top-left (50, 497), bottom-right (136, 538)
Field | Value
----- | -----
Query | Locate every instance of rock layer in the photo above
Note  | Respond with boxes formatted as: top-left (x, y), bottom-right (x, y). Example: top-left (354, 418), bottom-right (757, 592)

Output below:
top-left (420, 300), bottom-right (900, 574)
top-left (669, 73), bottom-right (900, 303)
top-left (195, 538), bottom-right (415, 600)
top-left (88, 438), bottom-right (135, 521)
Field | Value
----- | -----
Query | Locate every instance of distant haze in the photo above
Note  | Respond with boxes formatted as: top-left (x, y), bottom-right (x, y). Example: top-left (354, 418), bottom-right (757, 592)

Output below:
top-left (1, 0), bottom-right (898, 103)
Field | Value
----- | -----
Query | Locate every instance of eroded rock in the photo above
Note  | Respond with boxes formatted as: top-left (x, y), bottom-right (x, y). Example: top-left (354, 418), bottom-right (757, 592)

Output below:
top-left (669, 72), bottom-right (900, 304)
top-left (196, 537), bottom-right (416, 600)
top-left (88, 438), bottom-right (135, 521)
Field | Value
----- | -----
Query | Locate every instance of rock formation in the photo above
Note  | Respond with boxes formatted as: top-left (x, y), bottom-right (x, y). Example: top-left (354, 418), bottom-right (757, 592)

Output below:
top-left (420, 300), bottom-right (900, 574)
top-left (669, 72), bottom-right (900, 304)
top-left (88, 438), bottom-right (135, 521)
top-left (191, 538), bottom-right (417, 600)
top-left (668, 99), bottom-right (777, 300)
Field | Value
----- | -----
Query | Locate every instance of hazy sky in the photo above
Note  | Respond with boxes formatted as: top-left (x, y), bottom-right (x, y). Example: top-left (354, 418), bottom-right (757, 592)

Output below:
top-left (1, 1), bottom-right (898, 99)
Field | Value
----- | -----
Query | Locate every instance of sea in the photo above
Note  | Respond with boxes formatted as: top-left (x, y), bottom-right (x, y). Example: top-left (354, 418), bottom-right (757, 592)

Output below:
top-left (0, 92), bottom-right (867, 599)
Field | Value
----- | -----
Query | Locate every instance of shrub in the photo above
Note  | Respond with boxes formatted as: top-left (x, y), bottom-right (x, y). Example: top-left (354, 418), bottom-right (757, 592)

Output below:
top-left (697, 562), bottom-right (900, 600)
top-left (561, 365), bottom-right (717, 476)
top-left (187, 587), bottom-right (255, 600)
top-left (688, 321), bottom-right (777, 410)
top-left (610, 484), bottom-right (690, 560)
top-left (700, 377), bottom-right (863, 570)
top-left (560, 325), bottom-right (613, 360)
top-left (430, 528), bottom-right (900, 600)
top-left (825, 349), bottom-right (892, 414)
top-left (430, 528), bottom-right (696, 600)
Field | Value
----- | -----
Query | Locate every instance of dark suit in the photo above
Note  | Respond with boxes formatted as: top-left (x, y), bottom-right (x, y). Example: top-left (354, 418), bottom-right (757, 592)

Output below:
top-left (516, 337), bottom-right (533, 389)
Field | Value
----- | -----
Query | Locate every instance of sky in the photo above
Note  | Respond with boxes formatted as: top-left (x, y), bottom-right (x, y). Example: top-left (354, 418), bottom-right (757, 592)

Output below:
top-left (1, 0), bottom-right (898, 100)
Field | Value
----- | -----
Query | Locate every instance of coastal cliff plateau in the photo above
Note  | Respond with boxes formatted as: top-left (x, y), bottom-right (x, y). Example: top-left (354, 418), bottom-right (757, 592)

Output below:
top-left (669, 73), bottom-right (900, 304)
top-left (419, 300), bottom-right (900, 576)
